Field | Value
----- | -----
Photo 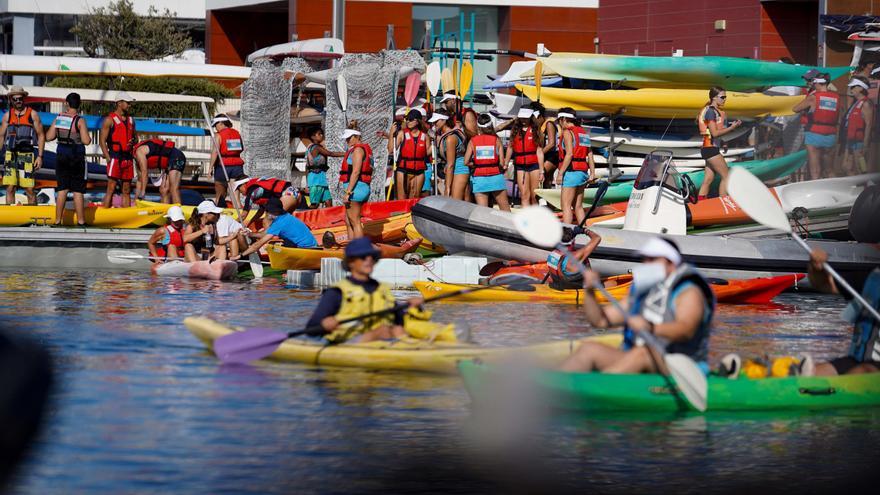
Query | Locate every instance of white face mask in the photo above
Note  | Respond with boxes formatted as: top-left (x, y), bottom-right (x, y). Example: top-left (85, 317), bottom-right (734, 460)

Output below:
top-left (631, 262), bottom-right (668, 295)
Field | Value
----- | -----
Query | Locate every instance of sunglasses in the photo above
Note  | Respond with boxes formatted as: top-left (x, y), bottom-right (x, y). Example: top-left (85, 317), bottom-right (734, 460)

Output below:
top-left (716, 95), bottom-right (727, 100)
top-left (10, 97), bottom-right (23, 102)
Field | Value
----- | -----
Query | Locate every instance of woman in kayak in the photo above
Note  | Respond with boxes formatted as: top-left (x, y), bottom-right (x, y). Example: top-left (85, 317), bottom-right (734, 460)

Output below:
top-left (546, 227), bottom-right (602, 290)
top-left (305, 237), bottom-right (423, 344)
top-left (559, 237), bottom-right (715, 374)
top-left (697, 86), bottom-right (742, 198)
top-left (430, 110), bottom-right (469, 200)
top-left (340, 124), bottom-right (374, 240)
top-left (464, 113), bottom-right (511, 211)
top-left (556, 108), bottom-right (596, 225)
top-left (183, 201), bottom-right (224, 261)
top-left (302, 126), bottom-right (344, 208)
top-left (147, 205), bottom-right (186, 262)
top-left (506, 108), bottom-right (544, 206)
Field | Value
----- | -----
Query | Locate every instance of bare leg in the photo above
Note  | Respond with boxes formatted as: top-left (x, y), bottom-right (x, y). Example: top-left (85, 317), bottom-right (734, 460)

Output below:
top-left (120, 182), bottom-right (131, 208)
top-left (410, 174), bottom-right (425, 199)
top-left (54, 189), bottom-right (68, 224)
top-left (573, 186), bottom-right (586, 225)
top-left (214, 182), bottom-right (227, 207)
top-left (558, 342), bottom-right (627, 372)
top-left (561, 186), bottom-right (575, 224)
top-left (528, 169), bottom-right (542, 205)
top-left (516, 169), bottom-right (529, 206)
top-left (493, 190), bottom-right (511, 212)
top-left (25, 187), bottom-right (36, 205)
top-left (543, 161), bottom-right (557, 188)
top-left (452, 174), bottom-right (470, 201)
top-left (706, 155), bottom-right (730, 196)
top-left (349, 201), bottom-right (364, 239)
top-left (184, 244), bottom-right (200, 262)
top-left (475, 192), bottom-right (489, 207)
top-left (604, 346), bottom-right (664, 374)
top-left (168, 170), bottom-right (182, 205)
top-left (395, 171), bottom-right (407, 200)
top-left (72, 192), bottom-right (85, 225)
top-left (5, 185), bottom-right (14, 205)
top-left (358, 324), bottom-right (408, 343)
top-left (698, 161), bottom-right (716, 197)
top-left (159, 175), bottom-right (171, 203)
top-left (136, 161), bottom-right (148, 199)
top-left (805, 145), bottom-right (821, 181)
top-left (103, 179), bottom-right (117, 208)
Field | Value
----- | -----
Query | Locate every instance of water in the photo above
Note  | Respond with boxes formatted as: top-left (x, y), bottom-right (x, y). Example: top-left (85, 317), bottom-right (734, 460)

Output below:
top-left (2, 270), bottom-right (878, 494)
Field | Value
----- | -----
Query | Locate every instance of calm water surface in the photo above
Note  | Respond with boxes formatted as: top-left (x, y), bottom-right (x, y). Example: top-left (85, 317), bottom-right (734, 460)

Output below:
top-left (2, 270), bottom-right (877, 494)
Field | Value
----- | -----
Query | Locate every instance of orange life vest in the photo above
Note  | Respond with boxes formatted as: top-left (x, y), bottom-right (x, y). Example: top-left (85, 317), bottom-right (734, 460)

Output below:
top-left (107, 112), bottom-right (135, 158)
top-left (470, 134), bottom-right (503, 177)
top-left (845, 97), bottom-right (869, 142)
top-left (808, 91), bottom-right (839, 135)
top-left (217, 127), bottom-right (244, 166)
top-left (6, 107), bottom-right (36, 150)
top-left (136, 139), bottom-right (176, 169)
top-left (340, 143), bottom-right (374, 184)
top-left (697, 105), bottom-right (725, 148)
top-left (511, 126), bottom-right (539, 166)
top-left (399, 130), bottom-right (428, 172)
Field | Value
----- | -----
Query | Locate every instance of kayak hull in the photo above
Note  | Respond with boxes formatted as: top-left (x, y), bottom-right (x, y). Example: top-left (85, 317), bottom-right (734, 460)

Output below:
top-left (266, 238), bottom-right (421, 270)
top-left (312, 213), bottom-right (412, 246)
top-left (152, 260), bottom-right (239, 280)
top-left (0, 204), bottom-right (170, 228)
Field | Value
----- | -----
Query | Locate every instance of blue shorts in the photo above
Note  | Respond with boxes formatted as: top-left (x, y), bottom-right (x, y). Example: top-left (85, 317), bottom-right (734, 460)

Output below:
top-left (309, 185), bottom-right (332, 204)
top-left (453, 157), bottom-right (469, 176)
top-left (422, 166), bottom-right (433, 192)
top-left (804, 132), bottom-right (836, 148)
top-left (515, 164), bottom-right (541, 173)
top-left (472, 173), bottom-right (507, 194)
top-left (344, 180), bottom-right (371, 203)
top-left (563, 170), bottom-right (589, 188)
top-left (846, 141), bottom-right (865, 152)
top-left (215, 165), bottom-right (245, 183)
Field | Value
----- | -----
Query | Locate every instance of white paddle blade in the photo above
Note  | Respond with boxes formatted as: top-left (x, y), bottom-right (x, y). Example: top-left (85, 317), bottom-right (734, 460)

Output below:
top-left (665, 353), bottom-right (708, 412)
top-left (337, 75), bottom-right (348, 112)
top-left (426, 61), bottom-right (441, 96)
top-left (513, 206), bottom-right (562, 248)
top-left (727, 167), bottom-right (791, 233)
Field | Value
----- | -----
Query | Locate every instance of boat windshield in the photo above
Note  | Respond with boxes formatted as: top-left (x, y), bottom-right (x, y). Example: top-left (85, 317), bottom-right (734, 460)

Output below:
top-left (633, 151), bottom-right (685, 194)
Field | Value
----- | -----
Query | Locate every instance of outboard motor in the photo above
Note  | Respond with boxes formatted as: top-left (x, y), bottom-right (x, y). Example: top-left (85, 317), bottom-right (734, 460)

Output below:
top-left (622, 150), bottom-right (696, 236)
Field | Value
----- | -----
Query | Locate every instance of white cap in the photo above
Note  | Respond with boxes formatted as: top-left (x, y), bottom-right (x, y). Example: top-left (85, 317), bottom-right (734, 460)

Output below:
top-left (848, 78), bottom-right (870, 91)
top-left (211, 114), bottom-right (232, 127)
top-left (638, 237), bottom-right (682, 266)
top-left (517, 108), bottom-right (534, 119)
top-left (416, 107), bottom-right (427, 116)
top-left (428, 112), bottom-right (449, 123)
top-left (440, 93), bottom-right (459, 103)
top-left (232, 178), bottom-right (250, 191)
top-left (165, 205), bottom-right (185, 222)
top-left (196, 200), bottom-right (224, 215)
top-left (341, 129), bottom-right (361, 140)
top-left (116, 91), bottom-right (135, 102)
top-left (812, 77), bottom-right (828, 84)
top-left (872, 66), bottom-right (880, 77)
top-left (557, 112), bottom-right (575, 119)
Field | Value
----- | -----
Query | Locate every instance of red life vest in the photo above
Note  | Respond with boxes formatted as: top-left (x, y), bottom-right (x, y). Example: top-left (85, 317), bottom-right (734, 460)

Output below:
top-left (398, 130), bottom-right (428, 171)
top-left (566, 126), bottom-right (591, 172)
top-left (217, 127), bottom-right (244, 166)
top-left (107, 112), bottom-right (135, 158)
top-left (243, 177), bottom-right (290, 206)
top-left (800, 88), bottom-right (815, 126)
top-left (470, 134), bottom-right (503, 177)
top-left (136, 139), bottom-right (176, 169)
top-left (808, 91), bottom-right (839, 135)
top-left (340, 143), bottom-right (374, 184)
top-left (511, 126), bottom-right (539, 166)
top-left (846, 98), bottom-right (869, 142)
top-left (156, 223), bottom-right (185, 258)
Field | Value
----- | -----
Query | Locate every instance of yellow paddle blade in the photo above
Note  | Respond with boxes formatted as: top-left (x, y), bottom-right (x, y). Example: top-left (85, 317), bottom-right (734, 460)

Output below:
top-left (460, 61), bottom-right (474, 100)
top-left (452, 59), bottom-right (459, 96)
top-left (535, 60), bottom-right (543, 102)
top-left (441, 68), bottom-right (454, 94)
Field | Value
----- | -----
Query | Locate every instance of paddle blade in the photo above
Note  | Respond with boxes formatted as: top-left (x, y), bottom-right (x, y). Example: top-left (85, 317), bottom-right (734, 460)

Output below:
top-left (404, 72), bottom-right (421, 107)
top-left (727, 167), bottom-right (791, 233)
top-left (513, 206), bottom-right (562, 248)
top-left (213, 327), bottom-right (287, 364)
top-left (534, 60), bottom-right (543, 102)
top-left (336, 75), bottom-right (348, 112)
top-left (460, 61), bottom-right (474, 100)
top-left (452, 60), bottom-right (459, 96)
top-left (248, 252), bottom-right (264, 278)
top-left (441, 68), bottom-right (454, 93)
top-left (426, 61), bottom-right (441, 98)
top-left (666, 353), bottom-right (708, 412)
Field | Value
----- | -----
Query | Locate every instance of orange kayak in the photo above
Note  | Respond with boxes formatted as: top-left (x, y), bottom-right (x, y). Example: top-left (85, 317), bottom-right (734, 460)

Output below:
top-left (295, 199), bottom-right (419, 229)
top-left (312, 213), bottom-right (412, 246)
top-left (267, 238), bottom-right (421, 270)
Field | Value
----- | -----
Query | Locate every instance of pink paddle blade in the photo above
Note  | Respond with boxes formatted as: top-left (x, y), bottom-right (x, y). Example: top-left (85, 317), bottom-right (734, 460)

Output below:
top-left (213, 327), bottom-right (288, 364)
top-left (404, 72), bottom-right (421, 107)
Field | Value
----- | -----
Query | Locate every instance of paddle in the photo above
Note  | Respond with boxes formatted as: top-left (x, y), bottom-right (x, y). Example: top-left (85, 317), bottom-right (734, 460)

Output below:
top-left (727, 167), bottom-right (880, 323)
top-left (107, 251), bottom-right (270, 265)
top-left (336, 74), bottom-right (349, 125)
top-left (534, 60), bottom-right (543, 103)
top-left (459, 61), bottom-right (474, 101)
top-left (212, 274), bottom-right (540, 364)
top-left (578, 180), bottom-right (610, 228)
top-left (452, 59), bottom-right (459, 97)
top-left (386, 72), bottom-right (423, 201)
top-left (199, 103), bottom-right (263, 278)
top-left (441, 67), bottom-right (454, 94)
top-left (513, 206), bottom-right (709, 412)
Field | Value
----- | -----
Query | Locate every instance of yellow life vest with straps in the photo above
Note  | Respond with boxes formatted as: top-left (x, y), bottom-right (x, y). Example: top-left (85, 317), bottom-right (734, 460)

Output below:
top-left (326, 278), bottom-right (397, 343)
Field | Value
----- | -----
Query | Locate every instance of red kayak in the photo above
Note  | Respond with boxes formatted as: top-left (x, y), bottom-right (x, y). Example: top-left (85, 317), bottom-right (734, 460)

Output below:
top-left (294, 198), bottom-right (419, 229)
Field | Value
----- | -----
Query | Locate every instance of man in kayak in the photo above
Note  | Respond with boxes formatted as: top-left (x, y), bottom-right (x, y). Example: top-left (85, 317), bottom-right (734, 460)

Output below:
top-left (305, 237), bottom-right (422, 344)
top-left (559, 237), bottom-right (715, 373)
top-left (232, 197), bottom-right (317, 260)
top-left (546, 227), bottom-right (602, 290)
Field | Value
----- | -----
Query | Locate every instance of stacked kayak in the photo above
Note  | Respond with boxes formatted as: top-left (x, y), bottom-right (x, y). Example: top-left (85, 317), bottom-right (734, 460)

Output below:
top-left (312, 213), bottom-right (412, 246)
top-left (152, 260), bottom-right (239, 280)
top-left (183, 316), bottom-right (620, 374)
top-left (139, 200), bottom-right (258, 226)
top-left (459, 360), bottom-right (880, 412)
top-left (266, 238), bottom-right (422, 270)
top-left (0, 203), bottom-right (170, 228)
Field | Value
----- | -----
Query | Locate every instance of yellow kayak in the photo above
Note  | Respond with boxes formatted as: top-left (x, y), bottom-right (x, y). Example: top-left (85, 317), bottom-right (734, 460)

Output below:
top-left (183, 316), bottom-right (618, 374)
top-left (413, 280), bottom-right (630, 304)
top-left (266, 238), bottom-right (422, 270)
top-left (0, 203), bottom-right (170, 228)
top-left (405, 222), bottom-right (446, 254)
top-left (516, 85), bottom-right (802, 119)
top-left (138, 200), bottom-right (258, 226)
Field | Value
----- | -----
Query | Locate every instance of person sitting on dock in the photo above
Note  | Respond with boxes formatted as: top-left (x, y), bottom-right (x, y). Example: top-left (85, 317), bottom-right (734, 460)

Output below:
top-left (547, 227), bottom-right (602, 290)
top-left (183, 200), bottom-right (224, 261)
top-left (233, 196), bottom-right (317, 261)
top-left (305, 237), bottom-right (422, 344)
top-left (559, 237), bottom-right (715, 374)
top-left (1, 86), bottom-right (45, 205)
top-left (46, 92), bottom-right (90, 225)
top-left (99, 92), bottom-right (137, 208)
top-left (147, 205), bottom-right (186, 262)
top-left (133, 138), bottom-right (187, 204)
top-left (233, 176), bottom-right (303, 229)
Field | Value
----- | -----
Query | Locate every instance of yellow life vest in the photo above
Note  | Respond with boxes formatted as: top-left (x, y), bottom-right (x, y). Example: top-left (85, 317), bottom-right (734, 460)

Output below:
top-left (326, 278), bottom-right (397, 343)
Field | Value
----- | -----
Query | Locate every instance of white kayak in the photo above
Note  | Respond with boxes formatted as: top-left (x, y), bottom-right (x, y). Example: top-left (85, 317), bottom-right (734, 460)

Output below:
top-left (151, 260), bottom-right (239, 280)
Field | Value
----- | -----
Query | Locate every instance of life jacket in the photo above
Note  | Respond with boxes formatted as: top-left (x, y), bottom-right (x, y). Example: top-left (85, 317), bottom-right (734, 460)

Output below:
top-left (54, 112), bottom-right (82, 146)
top-left (243, 177), bottom-right (290, 207)
top-left (846, 268), bottom-right (880, 363)
top-left (156, 223), bottom-right (185, 258)
top-left (136, 139), bottom-right (176, 170)
top-left (470, 134), bottom-right (503, 177)
top-left (541, 118), bottom-right (558, 151)
top-left (306, 143), bottom-right (328, 173)
top-left (697, 105), bottom-right (725, 148)
top-left (511, 126), bottom-right (539, 166)
top-left (217, 127), bottom-right (244, 166)
top-left (107, 112), bottom-right (135, 158)
top-left (340, 143), bottom-right (374, 184)
top-left (436, 128), bottom-right (466, 168)
top-left (547, 246), bottom-right (590, 284)
top-left (398, 130), bottom-right (428, 172)
top-left (808, 90), bottom-right (839, 135)
top-left (624, 264), bottom-right (715, 362)
top-left (845, 97), bottom-right (869, 142)
top-left (566, 126), bottom-right (592, 172)
top-left (6, 107), bottom-right (36, 151)
top-left (326, 278), bottom-right (396, 343)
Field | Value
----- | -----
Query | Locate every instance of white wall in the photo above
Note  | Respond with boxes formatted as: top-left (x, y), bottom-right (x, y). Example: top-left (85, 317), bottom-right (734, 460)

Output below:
top-left (3, 0), bottom-right (206, 19)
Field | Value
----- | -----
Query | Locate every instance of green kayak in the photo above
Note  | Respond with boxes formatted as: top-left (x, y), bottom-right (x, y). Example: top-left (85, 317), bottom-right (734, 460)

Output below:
top-left (536, 150), bottom-right (806, 206)
top-left (459, 360), bottom-right (880, 413)
top-left (540, 53), bottom-right (852, 91)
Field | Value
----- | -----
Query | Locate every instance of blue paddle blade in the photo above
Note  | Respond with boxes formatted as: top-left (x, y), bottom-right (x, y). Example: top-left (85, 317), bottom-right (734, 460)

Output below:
top-left (213, 327), bottom-right (288, 364)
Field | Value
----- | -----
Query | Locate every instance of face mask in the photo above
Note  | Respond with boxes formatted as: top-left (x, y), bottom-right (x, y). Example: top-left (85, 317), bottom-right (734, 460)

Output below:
top-left (631, 262), bottom-right (667, 295)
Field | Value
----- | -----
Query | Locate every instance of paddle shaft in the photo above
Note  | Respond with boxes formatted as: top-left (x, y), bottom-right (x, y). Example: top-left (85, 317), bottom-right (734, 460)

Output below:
top-left (112, 253), bottom-right (269, 264)
top-left (578, 180), bottom-right (609, 229)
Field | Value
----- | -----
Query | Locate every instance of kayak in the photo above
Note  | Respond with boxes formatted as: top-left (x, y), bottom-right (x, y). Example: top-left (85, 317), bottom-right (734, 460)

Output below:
top-left (294, 198), bottom-right (419, 229)
top-left (417, 274), bottom-right (803, 305)
top-left (0, 203), bottom-right (170, 228)
top-left (589, 124), bottom-right (752, 151)
top-left (405, 222), bottom-right (446, 255)
top-left (536, 150), bottom-right (807, 206)
top-left (266, 238), bottom-right (422, 270)
top-left (139, 200), bottom-right (258, 227)
top-left (312, 212), bottom-right (412, 246)
top-left (152, 259), bottom-right (239, 280)
top-left (517, 85), bottom-right (802, 119)
top-left (183, 316), bottom-right (620, 374)
top-left (458, 359), bottom-right (880, 412)
top-left (537, 53), bottom-right (851, 91)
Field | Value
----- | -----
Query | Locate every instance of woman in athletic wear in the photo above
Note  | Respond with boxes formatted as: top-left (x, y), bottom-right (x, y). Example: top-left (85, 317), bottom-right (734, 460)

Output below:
top-left (391, 109), bottom-right (430, 199)
top-left (340, 123), bottom-right (374, 240)
top-left (696, 86), bottom-right (742, 198)
top-left (464, 113), bottom-right (511, 211)
top-left (429, 110), bottom-right (470, 200)
top-left (505, 108), bottom-right (544, 206)
top-left (556, 108), bottom-right (595, 225)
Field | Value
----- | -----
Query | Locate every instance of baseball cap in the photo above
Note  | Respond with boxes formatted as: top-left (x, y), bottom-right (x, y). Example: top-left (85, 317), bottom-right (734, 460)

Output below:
top-left (637, 237), bottom-right (682, 266)
top-left (196, 200), bottom-right (224, 215)
top-left (341, 129), bottom-right (361, 140)
top-left (165, 205), bottom-right (185, 222)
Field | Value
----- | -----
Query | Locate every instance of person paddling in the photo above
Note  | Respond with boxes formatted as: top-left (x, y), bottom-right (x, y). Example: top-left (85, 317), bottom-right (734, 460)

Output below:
top-left (340, 124), bottom-right (374, 240)
top-left (233, 197), bottom-right (317, 260)
top-left (305, 237), bottom-right (423, 344)
top-left (302, 126), bottom-right (344, 208)
top-left (464, 113), bottom-right (511, 211)
top-left (555, 108), bottom-right (595, 225)
top-left (697, 86), bottom-right (741, 198)
top-left (559, 237), bottom-right (715, 374)
top-left (546, 227), bottom-right (602, 290)
top-left (147, 205), bottom-right (186, 262)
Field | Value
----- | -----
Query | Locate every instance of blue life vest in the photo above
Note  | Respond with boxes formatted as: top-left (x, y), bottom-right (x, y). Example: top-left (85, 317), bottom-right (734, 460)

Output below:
top-left (846, 268), bottom-right (880, 362)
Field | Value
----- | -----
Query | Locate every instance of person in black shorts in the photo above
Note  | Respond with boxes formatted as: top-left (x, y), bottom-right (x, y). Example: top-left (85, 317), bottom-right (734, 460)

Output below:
top-left (696, 86), bottom-right (742, 198)
top-left (46, 92), bottom-right (91, 226)
top-left (133, 138), bottom-right (187, 204)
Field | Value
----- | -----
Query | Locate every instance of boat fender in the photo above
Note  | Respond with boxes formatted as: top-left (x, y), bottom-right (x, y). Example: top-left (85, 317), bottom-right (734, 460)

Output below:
top-left (849, 184), bottom-right (880, 243)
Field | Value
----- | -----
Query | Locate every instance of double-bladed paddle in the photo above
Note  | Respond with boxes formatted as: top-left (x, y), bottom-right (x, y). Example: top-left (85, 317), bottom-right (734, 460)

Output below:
top-left (336, 74), bottom-right (349, 125)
